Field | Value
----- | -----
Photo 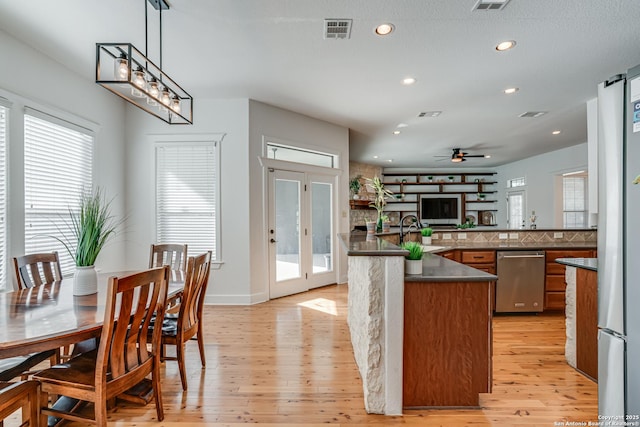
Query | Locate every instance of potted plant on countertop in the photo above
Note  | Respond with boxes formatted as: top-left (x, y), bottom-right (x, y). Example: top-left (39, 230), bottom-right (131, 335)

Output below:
top-left (366, 216), bottom-right (377, 234)
top-left (402, 241), bottom-right (424, 275)
top-left (381, 215), bottom-right (391, 233)
top-left (52, 187), bottom-right (123, 296)
top-left (420, 227), bottom-right (433, 245)
top-left (366, 176), bottom-right (394, 233)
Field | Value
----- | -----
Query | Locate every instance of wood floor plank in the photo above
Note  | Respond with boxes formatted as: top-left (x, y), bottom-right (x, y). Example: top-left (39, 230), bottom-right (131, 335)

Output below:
top-left (10, 284), bottom-right (597, 426)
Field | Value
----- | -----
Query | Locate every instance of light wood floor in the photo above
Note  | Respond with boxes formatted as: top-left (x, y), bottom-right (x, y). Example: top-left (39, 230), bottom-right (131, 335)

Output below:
top-left (21, 284), bottom-right (598, 426)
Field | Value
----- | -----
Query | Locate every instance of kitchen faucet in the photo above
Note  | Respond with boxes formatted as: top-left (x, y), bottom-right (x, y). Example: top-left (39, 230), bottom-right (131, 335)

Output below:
top-left (399, 214), bottom-right (423, 245)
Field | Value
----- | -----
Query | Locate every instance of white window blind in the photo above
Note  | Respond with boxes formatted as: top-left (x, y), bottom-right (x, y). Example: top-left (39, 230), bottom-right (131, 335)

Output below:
top-left (156, 142), bottom-right (218, 260)
top-left (563, 175), bottom-right (587, 228)
top-left (24, 112), bottom-right (93, 275)
top-left (0, 106), bottom-right (7, 289)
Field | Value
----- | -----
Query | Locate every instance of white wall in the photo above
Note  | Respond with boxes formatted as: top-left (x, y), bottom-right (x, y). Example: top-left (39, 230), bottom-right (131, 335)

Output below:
top-left (0, 29), bottom-right (127, 286)
top-left (124, 98), bottom-right (251, 304)
top-left (495, 143), bottom-right (588, 229)
top-left (124, 99), bottom-right (349, 305)
top-left (247, 100), bottom-right (350, 300)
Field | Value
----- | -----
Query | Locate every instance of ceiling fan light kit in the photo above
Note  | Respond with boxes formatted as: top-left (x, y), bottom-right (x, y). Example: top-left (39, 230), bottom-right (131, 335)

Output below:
top-left (95, 0), bottom-right (193, 124)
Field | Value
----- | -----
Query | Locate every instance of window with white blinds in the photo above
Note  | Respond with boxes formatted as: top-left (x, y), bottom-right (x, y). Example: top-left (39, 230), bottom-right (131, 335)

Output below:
top-left (24, 112), bottom-right (94, 276)
top-left (156, 142), bottom-right (219, 260)
top-left (0, 105), bottom-right (7, 290)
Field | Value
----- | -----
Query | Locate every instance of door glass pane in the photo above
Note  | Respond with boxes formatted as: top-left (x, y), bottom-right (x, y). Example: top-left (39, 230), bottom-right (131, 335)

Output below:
top-left (311, 181), bottom-right (332, 274)
top-left (507, 191), bottom-right (524, 229)
top-left (275, 179), bottom-right (301, 281)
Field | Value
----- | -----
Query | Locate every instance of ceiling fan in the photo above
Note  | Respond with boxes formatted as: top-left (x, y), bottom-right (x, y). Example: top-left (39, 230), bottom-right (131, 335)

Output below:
top-left (436, 148), bottom-right (488, 163)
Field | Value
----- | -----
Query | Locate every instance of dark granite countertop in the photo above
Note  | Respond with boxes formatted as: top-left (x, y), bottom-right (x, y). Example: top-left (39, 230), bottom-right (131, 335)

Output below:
top-left (555, 257), bottom-right (598, 271)
top-left (404, 253), bottom-right (498, 282)
top-left (338, 233), bottom-right (408, 256)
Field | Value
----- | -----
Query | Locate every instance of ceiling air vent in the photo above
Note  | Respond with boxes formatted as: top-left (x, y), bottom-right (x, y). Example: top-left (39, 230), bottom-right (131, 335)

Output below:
top-left (324, 19), bottom-right (352, 39)
top-left (518, 111), bottom-right (548, 118)
top-left (418, 111), bottom-right (442, 118)
top-left (472, 0), bottom-right (511, 11)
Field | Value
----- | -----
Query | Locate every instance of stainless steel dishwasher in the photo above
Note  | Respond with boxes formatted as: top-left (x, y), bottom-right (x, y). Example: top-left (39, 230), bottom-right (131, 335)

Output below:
top-left (496, 251), bottom-right (546, 313)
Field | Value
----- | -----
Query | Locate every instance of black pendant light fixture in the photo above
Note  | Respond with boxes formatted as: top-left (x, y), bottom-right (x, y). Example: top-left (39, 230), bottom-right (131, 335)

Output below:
top-left (95, 0), bottom-right (193, 124)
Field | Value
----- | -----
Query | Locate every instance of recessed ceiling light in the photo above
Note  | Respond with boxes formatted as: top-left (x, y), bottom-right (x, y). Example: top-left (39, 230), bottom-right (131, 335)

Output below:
top-left (393, 130), bottom-right (401, 135)
top-left (504, 87), bottom-right (519, 94)
top-left (375, 23), bottom-right (394, 36)
top-left (397, 123), bottom-right (408, 128)
top-left (552, 130), bottom-right (561, 135)
top-left (484, 155), bottom-right (491, 158)
top-left (373, 155), bottom-right (379, 159)
top-left (402, 77), bottom-right (416, 85)
top-left (387, 159), bottom-right (393, 163)
top-left (496, 40), bottom-right (516, 51)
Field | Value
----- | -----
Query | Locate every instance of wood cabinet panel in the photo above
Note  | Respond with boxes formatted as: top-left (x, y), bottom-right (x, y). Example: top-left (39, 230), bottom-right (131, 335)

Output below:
top-left (461, 251), bottom-right (496, 263)
top-left (545, 292), bottom-right (566, 310)
top-left (403, 280), bottom-right (491, 407)
top-left (576, 268), bottom-right (598, 381)
top-left (440, 250), bottom-right (460, 262)
top-left (546, 275), bottom-right (567, 292)
top-left (544, 250), bottom-right (594, 311)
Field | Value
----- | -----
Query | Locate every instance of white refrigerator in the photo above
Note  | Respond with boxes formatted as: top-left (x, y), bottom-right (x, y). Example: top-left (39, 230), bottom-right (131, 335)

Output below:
top-left (597, 65), bottom-right (640, 417)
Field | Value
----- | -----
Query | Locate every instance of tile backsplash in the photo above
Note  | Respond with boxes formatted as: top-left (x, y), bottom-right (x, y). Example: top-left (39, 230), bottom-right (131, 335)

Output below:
top-left (431, 229), bottom-right (596, 244)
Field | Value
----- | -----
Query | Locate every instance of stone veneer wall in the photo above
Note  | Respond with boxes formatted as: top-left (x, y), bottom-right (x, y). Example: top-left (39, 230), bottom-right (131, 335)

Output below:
top-left (347, 255), bottom-right (404, 415)
top-left (564, 266), bottom-right (577, 368)
top-left (430, 229), bottom-right (597, 245)
top-left (349, 162), bottom-right (389, 228)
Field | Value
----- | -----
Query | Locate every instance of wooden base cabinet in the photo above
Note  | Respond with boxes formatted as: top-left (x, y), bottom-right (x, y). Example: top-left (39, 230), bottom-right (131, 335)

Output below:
top-left (576, 268), bottom-right (598, 380)
top-left (460, 250), bottom-right (496, 311)
top-left (403, 280), bottom-right (492, 408)
top-left (545, 250), bottom-right (594, 310)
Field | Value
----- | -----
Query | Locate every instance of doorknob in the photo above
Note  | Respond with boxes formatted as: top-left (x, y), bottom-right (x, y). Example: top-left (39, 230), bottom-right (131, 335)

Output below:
top-left (270, 238), bottom-right (277, 243)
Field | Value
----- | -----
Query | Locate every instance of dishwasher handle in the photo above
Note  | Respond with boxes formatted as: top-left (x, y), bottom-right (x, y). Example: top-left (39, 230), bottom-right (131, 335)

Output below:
top-left (500, 254), bottom-right (545, 259)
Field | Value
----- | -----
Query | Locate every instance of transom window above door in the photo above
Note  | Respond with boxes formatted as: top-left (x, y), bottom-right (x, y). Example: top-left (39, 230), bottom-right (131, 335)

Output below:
top-left (266, 142), bottom-right (337, 168)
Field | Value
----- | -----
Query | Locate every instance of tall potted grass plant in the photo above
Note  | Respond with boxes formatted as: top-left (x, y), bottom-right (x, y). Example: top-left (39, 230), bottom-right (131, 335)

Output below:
top-left (53, 188), bottom-right (122, 295)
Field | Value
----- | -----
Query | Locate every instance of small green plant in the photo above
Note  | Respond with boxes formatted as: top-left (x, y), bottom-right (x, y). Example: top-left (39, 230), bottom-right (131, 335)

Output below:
top-left (420, 227), bottom-right (433, 237)
top-left (401, 241), bottom-right (424, 260)
top-left (51, 188), bottom-right (123, 266)
top-left (349, 175), bottom-right (362, 195)
top-left (380, 214), bottom-right (390, 222)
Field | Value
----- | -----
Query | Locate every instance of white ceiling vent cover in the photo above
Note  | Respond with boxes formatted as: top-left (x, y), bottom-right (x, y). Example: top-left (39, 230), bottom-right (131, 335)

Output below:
top-left (472, 0), bottom-right (511, 11)
top-left (519, 111), bottom-right (548, 118)
top-left (324, 19), bottom-right (352, 39)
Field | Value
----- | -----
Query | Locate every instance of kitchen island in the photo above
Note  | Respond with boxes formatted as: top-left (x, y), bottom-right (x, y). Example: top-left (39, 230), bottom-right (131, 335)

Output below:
top-left (339, 233), bottom-right (496, 414)
top-left (556, 257), bottom-right (598, 381)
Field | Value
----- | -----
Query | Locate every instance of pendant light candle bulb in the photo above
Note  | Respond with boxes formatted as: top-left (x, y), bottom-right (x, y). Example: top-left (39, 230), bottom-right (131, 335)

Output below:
top-left (115, 55), bottom-right (129, 80)
top-left (171, 96), bottom-right (181, 113)
top-left (131, 67), bottom-right (146, 98)
top-left (160, 87), bottom-right (171, 107)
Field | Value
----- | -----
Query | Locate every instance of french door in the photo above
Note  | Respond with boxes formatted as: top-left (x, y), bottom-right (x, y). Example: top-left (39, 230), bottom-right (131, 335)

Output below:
top-left (268, 170), bottom-right (335, 299)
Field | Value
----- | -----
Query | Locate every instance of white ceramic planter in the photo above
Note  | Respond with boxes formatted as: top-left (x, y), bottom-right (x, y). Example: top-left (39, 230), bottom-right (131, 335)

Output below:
top-left (74, 265), bottom-right (98, 296)
top-left (405, 259), bottom-right (422, 275)
top-left (422, 236), bottom-right (432, 245)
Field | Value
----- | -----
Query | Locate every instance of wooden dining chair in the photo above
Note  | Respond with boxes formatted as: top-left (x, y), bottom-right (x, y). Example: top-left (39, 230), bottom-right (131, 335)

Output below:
top-left (4, 252), bottom-right (63, 378)
top-left (153, 251), bottom-right (211, 390)
top-left (33, 266), bottom-right (170, 427)
top-left (13, 251), bottom-right (63, 289)
top-left (149, 243), bottom-right (188, 271)
top-left (0, 380), bottom-right (40, 427)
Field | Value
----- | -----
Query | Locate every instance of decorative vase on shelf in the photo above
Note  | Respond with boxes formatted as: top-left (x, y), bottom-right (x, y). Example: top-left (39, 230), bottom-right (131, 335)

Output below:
top-left (73, 265), bottom-right (98, 296)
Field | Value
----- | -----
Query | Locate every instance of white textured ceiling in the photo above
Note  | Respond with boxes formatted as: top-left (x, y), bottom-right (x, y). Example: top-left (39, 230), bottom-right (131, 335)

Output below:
top-left (1, 0), bottom-right (640, 168)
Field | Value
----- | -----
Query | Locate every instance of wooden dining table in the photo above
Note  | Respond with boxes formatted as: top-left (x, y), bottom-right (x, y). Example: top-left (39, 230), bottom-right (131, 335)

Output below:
top-left (0, 269), bottom-right (185, 360)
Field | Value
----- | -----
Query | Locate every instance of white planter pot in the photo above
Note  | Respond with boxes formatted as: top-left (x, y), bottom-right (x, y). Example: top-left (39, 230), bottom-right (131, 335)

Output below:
top-left (73, 265), bottom-right (98, 296)
top-left (422, 236), bottom-right (432, 245)
top-left (405, 259), bottom-right (423, 275)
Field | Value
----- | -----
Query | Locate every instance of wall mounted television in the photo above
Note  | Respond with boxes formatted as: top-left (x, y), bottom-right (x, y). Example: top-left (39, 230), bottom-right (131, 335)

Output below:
top-left (420, 195), bottom-right (462, 225)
